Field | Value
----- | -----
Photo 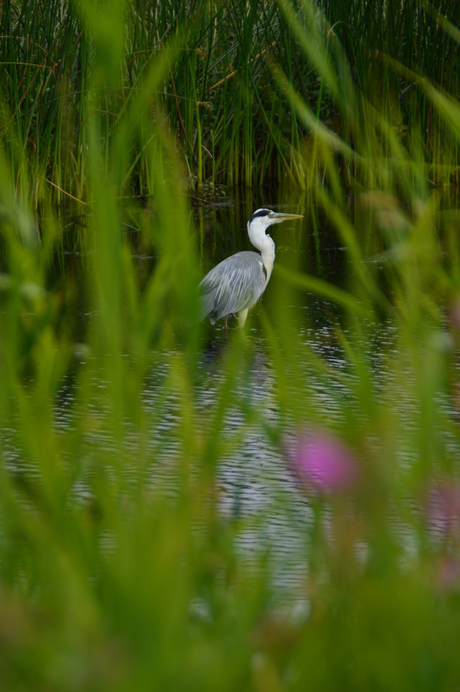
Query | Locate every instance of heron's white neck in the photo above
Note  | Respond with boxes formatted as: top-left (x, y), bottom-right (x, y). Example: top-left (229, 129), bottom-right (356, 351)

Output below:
top-left (247, 218), bottom-right (276, 282)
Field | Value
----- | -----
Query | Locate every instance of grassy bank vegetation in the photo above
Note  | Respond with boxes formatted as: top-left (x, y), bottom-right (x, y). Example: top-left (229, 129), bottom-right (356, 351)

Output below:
top-left (1, 0), bottom-right (460, 688)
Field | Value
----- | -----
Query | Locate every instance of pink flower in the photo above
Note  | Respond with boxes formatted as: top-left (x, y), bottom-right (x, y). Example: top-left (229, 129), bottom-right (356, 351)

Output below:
top-left (450, 296), bottom-right (460, 332)
top-left (286, 431), bottom-right (359, 495)
top-left (426, 481), bottom-right (460, 538)
top-left (437, 555), bottom-right (460, 590)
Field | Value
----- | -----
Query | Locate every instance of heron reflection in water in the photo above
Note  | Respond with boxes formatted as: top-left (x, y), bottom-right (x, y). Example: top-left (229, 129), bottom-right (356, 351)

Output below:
top-left (199, 208), bottom-right (303, 330)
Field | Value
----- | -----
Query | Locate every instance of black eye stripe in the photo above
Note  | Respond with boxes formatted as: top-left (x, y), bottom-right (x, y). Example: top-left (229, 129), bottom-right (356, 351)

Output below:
top-left (249, 208), bottom-right (272, 222)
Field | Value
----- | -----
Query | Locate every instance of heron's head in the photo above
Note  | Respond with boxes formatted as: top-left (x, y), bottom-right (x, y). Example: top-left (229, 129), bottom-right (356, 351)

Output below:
top-left (248, 208), bottom-right (303, 245)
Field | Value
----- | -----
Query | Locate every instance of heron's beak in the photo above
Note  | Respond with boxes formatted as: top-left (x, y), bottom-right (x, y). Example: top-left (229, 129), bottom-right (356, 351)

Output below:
top-left (270, 212), bottom-right (304, 224)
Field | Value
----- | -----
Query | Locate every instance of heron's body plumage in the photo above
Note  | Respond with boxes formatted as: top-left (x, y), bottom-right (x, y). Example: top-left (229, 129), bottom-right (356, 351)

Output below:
top-left (199, 251), bottom-right (268, 324)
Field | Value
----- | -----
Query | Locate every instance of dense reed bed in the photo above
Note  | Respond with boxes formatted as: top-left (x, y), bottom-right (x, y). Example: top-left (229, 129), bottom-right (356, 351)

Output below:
top-left (1, 0), bottom-right (460, 688)
top-left (2, 0), bottom-right (460, 201)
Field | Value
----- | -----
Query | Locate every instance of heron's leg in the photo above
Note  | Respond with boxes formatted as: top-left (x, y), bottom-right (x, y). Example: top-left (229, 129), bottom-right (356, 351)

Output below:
top-left (238, 309), bottom-right (249, 328)
top-left (224, 316), bottom-right (228, 334)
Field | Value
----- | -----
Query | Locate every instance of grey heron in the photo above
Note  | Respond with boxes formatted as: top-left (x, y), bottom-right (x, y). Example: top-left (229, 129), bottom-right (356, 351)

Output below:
top-left (199, 208), bottom-right (303, 328)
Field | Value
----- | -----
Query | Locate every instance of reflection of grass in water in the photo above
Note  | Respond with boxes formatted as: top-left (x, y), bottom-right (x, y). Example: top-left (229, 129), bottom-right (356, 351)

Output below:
top-left (1, 0), bottom-right (460, 687)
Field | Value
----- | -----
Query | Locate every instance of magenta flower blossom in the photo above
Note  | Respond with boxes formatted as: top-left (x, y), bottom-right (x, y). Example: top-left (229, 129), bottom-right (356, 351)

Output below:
top-left (426, 481), bottom-right (460, 538)
top-left (450, 296), bottom-right (460, 332)
top-left (286, 430), bottom-right (359, 495)
top-left (437, 556), bottom-right (460, 590)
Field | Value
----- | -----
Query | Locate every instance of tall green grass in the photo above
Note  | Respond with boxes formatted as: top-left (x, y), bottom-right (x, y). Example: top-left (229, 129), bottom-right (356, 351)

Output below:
top-left (2, 0), bottom-right (459, 202)
top-left (1, 0), bottom-right (460, 688)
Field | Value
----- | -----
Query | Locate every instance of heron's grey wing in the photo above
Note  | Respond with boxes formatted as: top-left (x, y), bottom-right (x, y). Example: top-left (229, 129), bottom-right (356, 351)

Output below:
top-left (199, 251), bottom-right (267, 322)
